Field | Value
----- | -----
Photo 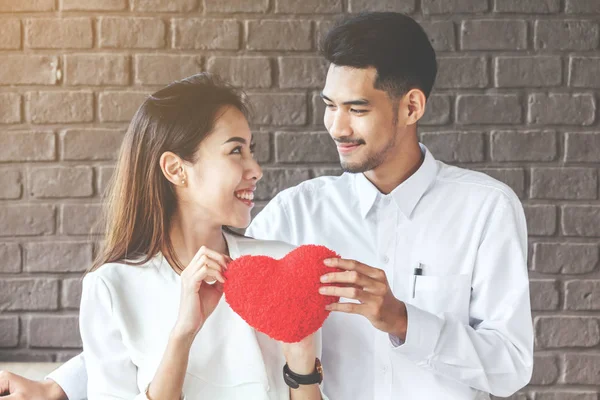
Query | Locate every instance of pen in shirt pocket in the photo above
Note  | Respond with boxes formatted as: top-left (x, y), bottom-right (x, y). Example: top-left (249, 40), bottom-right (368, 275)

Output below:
top-left (411, 263), bottom-right (423, 298)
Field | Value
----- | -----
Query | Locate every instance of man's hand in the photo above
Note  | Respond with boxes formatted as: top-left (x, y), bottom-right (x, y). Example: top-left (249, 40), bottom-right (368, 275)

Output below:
top-left (0, 371), bottom-right (67, 400)
top-left (319, 258), bottom-right (408, 340)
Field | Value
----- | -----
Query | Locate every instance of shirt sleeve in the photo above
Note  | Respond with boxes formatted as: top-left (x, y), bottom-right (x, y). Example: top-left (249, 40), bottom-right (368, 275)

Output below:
top-left (390, 194), bottom-right (534, 397)
top-left (45, 353), bottom-right (88, 400)
top-left (79, 273), bottom-right (154, 400)
top-left (245, 195), bottom-right (294, 244)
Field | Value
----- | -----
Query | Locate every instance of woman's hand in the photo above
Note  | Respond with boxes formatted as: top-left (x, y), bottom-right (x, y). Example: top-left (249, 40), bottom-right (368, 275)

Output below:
top-left (171, 246), bottom-right (231, 341)
top-left (0, 371), bottom-right (67, 400)
top-left (281, 333), bottom-right (318, 375)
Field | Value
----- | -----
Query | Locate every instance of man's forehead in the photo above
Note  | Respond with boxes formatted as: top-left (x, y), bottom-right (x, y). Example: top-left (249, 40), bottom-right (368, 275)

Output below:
top-left (323, 65), bottom-right (384, 101)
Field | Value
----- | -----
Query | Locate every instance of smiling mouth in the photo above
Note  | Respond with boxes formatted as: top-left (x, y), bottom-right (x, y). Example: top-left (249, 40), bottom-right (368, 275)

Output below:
top-left (336, 143), bottom-right (363, 154)
top-left (234, 190), bottom-right (255, 206)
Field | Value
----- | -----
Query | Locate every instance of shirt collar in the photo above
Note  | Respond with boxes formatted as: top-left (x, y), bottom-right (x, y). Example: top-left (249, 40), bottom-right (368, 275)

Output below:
top-left (354, 143), bottom-right (438, 219)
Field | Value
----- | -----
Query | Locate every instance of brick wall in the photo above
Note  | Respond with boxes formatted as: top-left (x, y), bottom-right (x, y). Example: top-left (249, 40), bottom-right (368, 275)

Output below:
top-left (0, 0), bottom-right (599, 397)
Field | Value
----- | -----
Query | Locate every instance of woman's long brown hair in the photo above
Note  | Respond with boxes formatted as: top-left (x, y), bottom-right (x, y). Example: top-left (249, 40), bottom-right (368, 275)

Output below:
top-left (88, 73), bottom-right (247, 274)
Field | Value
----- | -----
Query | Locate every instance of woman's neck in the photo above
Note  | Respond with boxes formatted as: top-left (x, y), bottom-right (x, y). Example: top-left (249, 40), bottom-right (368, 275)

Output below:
top-left (167, 211), bottom-right (228, 270)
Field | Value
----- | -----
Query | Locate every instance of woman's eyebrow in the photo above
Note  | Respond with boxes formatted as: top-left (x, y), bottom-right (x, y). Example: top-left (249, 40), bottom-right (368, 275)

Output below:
top-left (222, 136), bottom-right (253, 145)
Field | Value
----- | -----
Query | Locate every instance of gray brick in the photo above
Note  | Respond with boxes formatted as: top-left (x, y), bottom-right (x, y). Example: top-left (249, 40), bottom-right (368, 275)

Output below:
top-left (312, 167), bottom-right (343, 177)
top-left (530, 280), bottom-right (560, 311)
top-left (562, 206), bottom-right (600, 237)
top-left (29, 167), bottom-right (94, 198)
top-left (531, 354), bottom-right (559, 385)
top-left (0, 0), bottom-right (54, 12)
top-left (348, 0), bottom-right (415, 13)
top-left (0, 93), bottom-right (21, 123)
top-left (0, 316), bottom-right (19, 348)
top-left (456, 95), bottom-right (522, 125)
top-left (536, 393), bottom-right (599, 400)
top-left (275, 132), bottom-right (337, 163)
top-left (495, 57), bottom-right (562, 88)
top-left (275, 0), bottom-right (341, 13)
top-left (98, 166), bottom-right (116, 196)
top-left (476, 168), bottom-right (525, 199)
top-left (312, 92), bottom-right (327, 126)
top-left (420, 131), bottom-right (484, 163)
top-left (207, 57), bottom-right (271, 89)
top-left (172, 19), bottom-right (239, 50)
top-left (204, 0), bottom-right (268, 12)
top-left (0, 279), bottom-right (58, 311)
top-left (532, 242), bottom-right (598, 274)
top-left (528, 93), bottom-right (596, 126)
top-left (564, 354), bottom-right (600, 384)
top-left (60, 0), bottom-right (127, 10)
top-left (565, 0), bottom-right (600, 13)
top-left (62, 278), bottom-right (83, 309)
top-left (0, 205), bottom-right (55, 237)
top-left (0, 19), bottom-right (21, 49)
top-left (99, 17), bottom-right (166, 49)
top-left (491, 130), bottom-right (556, 162)
top-left (28, 316), bottom-right (81, 348)
top-left (420, 21), bottom-right (455, 52)
top-left (461, 20), bottom-right (527, 50)
top-left (420, 95), bottom-right (451, 126)
top-left (279, 57), bottom-right (329, 89)
top-left (315, 21), bottom-right (335, 50)
top-left (0, 351), bottom-right (54, 362)
top-left (0, 168), bottom-right (23, 200)
top-left (246, 20), bottom-right (311, 51)
top-left (565, 280), bottom-right (600, 311)
top-left (25, 18), bottom-right (92, 49)
top-left (569, 57), bottom-right (600, 88)
top-left (247, 93), bottom-right (307, 126)
top-left (0, 55), bottom-right (58, 85)
top-left (524, 205), bottom-right (557, 236)
top-left (535, 317), bottom-right (600, 348)
top-left (26, 91), bottom-right (94, 124)
top-left (256, 168), bottom-right (310, 201)
top-left (422, 0), bottom-right (488, 14)
top-left (0, 131), bottom-right (55, 162)
top-left (61, 204), bottom-right (104, 235)
top-left (131, 0), bottom-right (196, 11)
top-left (437, 57), bottom-right (487, 89)
top-left (24, 242), bottom-right (93, 273)
top-left (252, 132), bottom-right (271, 163)
top-left (65, 54), bottom-right (130, 86)
top-left (61, 129), bottom-right (125, 161)
top-left (99, 91), bottom-right (148, 122)
top-left (530, 168), bottom-right (597, 200)
top-left (535, 20), bottom-right (599, 51)
top-left (494, 0), bottom-right (559, 13)
top-left (135, 54), bottom-right (202, 86)
top-left (0, 243), bottom-right (22, 273)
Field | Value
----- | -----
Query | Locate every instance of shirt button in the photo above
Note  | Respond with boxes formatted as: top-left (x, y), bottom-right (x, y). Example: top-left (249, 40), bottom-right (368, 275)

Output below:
top-left (382, 365), bottom-right (388, 373)
top-left (382, 256), bottom-right (389, 264)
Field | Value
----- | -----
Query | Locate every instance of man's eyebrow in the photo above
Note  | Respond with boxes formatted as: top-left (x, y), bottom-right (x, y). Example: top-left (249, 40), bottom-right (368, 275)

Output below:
top-left (320, 92), bottom-right (370, 106)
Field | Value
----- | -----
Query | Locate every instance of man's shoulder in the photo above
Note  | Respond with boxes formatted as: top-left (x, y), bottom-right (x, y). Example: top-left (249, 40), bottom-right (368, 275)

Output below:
top-left (272, 173), bottom-right (351, 206)
top-left (435, 162), bottom-right (521, 205)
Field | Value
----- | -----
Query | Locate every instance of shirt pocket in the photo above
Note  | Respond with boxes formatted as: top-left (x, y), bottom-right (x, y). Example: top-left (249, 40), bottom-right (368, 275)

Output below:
top-left (410, 274), bottom-right (471, 322)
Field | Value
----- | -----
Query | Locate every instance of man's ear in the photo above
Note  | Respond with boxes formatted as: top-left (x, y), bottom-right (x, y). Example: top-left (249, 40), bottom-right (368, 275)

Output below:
top-left (160, 151), bottom-right (186, 186)
top-left (402, 89), bottom-right (427, 126)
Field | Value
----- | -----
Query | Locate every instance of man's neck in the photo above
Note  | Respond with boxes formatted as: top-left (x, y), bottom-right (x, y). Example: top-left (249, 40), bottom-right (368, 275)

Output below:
top-left (363, 140), bottom-right (424, 195)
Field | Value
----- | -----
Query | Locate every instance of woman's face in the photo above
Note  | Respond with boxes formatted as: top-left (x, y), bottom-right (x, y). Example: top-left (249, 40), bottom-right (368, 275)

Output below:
top-left (181, 106), bottom-right (262, 229)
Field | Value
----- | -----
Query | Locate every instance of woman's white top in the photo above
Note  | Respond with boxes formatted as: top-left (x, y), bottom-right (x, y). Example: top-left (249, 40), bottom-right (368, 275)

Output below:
top-left (79, 232), bottom-right (324, 400)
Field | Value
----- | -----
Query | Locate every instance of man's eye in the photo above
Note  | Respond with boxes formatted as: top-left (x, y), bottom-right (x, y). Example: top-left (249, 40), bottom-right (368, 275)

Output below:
top-left (324, 103), bottom-right (335, 108)
top-left (351, 109), bottom-right (367, 114)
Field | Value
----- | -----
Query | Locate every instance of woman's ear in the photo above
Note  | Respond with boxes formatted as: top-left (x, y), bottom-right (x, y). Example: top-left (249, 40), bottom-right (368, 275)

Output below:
top-left (402, 89), bottom-right (427, 126)
top-left (159, 152), bottom-right (186, 187)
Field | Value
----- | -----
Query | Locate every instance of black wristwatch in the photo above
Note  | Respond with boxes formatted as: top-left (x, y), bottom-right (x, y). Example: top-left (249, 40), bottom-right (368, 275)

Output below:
top-left (283, 358), bottom-right (324, 389)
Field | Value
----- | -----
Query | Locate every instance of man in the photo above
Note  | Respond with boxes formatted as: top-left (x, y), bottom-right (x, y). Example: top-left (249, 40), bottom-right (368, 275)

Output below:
top-left (0, 12), bottom-right (533, 399)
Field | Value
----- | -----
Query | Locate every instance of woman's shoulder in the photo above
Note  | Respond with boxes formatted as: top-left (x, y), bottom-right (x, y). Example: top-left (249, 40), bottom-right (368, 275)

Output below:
top-left (232, 234), bottom-right (296, 259)
top-left (84, 255), bottom-right (161, 287)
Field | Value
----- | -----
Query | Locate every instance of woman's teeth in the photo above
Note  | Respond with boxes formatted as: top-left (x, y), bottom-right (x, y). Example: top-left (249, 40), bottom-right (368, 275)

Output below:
top-left (235, 191), bottom-right (254, 201)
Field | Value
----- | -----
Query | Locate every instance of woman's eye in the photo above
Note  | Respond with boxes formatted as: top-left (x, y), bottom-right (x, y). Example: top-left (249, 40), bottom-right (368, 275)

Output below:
top-left (249, 143), bottom-right (256, 153)
top-left (231, 146), bottom-right (242, 154)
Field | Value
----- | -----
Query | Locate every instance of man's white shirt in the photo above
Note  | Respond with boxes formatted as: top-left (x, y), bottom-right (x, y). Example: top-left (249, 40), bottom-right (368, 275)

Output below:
top-left (48, 144), bottom-right (533, 399)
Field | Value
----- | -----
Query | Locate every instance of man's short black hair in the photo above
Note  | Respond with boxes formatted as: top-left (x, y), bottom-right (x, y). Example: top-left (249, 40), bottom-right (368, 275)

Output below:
top-left (321, 12), bottom-right (437, 99)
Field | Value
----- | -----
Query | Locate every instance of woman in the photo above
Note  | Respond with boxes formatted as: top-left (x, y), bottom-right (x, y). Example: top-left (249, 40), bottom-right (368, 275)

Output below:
top-left (79, 73), bottom-right (325, 400)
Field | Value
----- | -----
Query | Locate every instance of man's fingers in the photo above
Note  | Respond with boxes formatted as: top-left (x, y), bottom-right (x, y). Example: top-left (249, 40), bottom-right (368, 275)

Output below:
top-left (320, 271), bottom-right (387, 295)
top-left (319, 286), bottom-right (377, 303)
top-left (325, 301), bottom-right (368, 315)
top-left (324, 258), bottom-right (385, 280)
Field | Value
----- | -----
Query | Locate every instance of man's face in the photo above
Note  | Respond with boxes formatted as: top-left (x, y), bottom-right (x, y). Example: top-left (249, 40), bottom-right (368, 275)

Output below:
top-left (321, 65), bottom-right (402, 173)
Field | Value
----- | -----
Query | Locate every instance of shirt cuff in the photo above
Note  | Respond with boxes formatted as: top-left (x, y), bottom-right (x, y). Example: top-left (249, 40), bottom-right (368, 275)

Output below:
top-left (45, 355), bottom-right (87, 400)
top-left (390, 303), bottom-right (444, 364)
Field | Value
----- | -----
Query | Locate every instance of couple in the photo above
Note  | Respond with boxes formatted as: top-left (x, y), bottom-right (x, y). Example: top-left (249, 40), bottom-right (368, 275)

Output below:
top-left (0, 12), bottom-right (533, 400)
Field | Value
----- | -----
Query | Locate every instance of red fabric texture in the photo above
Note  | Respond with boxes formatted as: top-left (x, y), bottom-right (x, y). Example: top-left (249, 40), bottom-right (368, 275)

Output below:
top-left (224, 244), bottom-right (341, 343)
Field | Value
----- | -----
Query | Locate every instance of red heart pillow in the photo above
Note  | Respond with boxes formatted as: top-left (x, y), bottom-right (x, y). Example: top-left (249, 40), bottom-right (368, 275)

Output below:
top-left (223, 244), bottom-right (341, 343)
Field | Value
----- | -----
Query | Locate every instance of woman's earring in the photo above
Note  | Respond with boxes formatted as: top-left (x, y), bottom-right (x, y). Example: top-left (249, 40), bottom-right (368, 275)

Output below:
top-left (181, 177), bottom-right (186, 185)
